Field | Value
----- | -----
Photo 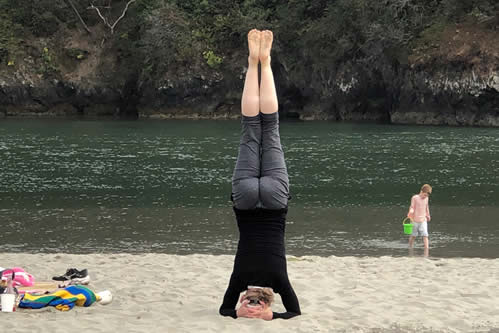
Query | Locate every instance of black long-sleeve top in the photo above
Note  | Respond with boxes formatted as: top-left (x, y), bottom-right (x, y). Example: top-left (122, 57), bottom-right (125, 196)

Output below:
top-left (219, 207), bottom-right (301, 320)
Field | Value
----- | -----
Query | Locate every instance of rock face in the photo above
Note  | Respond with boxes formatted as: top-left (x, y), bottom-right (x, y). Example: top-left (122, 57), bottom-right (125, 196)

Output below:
top-left (0, 23), bottom-right (497, 126)
top-left (0, 78), bottom-right (121, 117)
top-left (391, 70), bottom-right (499, 126)
top-left (390, 21), bottom-right (499, 127)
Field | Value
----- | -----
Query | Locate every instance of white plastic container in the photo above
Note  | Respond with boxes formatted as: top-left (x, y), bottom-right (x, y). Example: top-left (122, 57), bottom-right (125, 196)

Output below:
top-left (1, 293), bottom-right (16, 312)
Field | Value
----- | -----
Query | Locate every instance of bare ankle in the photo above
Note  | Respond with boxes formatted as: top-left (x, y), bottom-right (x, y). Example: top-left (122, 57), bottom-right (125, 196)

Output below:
top-left (260, 56), bottom-right (271, 67)
top-left (248, 57), bottom-right (259, 66)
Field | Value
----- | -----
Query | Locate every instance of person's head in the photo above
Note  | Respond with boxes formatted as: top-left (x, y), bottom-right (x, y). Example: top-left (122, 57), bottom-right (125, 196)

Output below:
top-left (241, 287), bottom-right (274, 307)
top-left (420, 184), bottom-right (432, 198)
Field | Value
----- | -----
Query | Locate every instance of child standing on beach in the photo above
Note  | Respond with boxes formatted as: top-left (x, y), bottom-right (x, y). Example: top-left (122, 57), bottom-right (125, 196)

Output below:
top-left (407, 184), bottom-right (432, 251)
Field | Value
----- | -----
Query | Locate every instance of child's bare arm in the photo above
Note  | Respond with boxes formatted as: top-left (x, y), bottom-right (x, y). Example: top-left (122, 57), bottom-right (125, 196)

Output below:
top-left (407, 196), bottom-right (415, 221)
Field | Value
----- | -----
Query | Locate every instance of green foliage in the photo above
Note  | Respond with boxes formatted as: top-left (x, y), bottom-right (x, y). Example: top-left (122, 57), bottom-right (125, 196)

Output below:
top-left (0, 13), bottom-right (20, 65)
top-left (65, 48), bottom-right (89, 60)
top-left (169, 0), bottom-right (279, 56)
top-left (133, 0), bottom-right (163, 19)
top-left (439, 0), bottom-right (497, 21)
top-left (31, 11), bottom-right (60, 37)
top-left (284, 0), bottom-right (426, 77)
top-left (203, 50), bottom-right (222, 68)
top-left (39, 47), bottom-right (58, 78)
top-left (141, 4), bottom-right (195, 60)
top-left (2, 0), bottom-right (67, 37)
top-left (417, 20), bottom-right (447, 45)
top-left (1, 0), bottom-right (497, 85)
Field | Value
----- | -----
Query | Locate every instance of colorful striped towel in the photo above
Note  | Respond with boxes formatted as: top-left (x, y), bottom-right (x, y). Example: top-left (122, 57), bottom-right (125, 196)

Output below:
top-left (19, 285), bottom-right (98, 311)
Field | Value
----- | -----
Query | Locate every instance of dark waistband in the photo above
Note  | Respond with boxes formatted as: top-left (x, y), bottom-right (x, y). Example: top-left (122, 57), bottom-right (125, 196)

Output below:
top-left (233, 207), bottom-right (288, 218)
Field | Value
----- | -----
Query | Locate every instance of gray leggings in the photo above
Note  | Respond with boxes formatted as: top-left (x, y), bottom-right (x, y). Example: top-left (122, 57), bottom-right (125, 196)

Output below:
top-left (232, 112), bottom-right (289, 210)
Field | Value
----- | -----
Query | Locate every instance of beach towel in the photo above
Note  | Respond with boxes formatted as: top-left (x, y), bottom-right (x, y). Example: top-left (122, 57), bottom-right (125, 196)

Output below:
top-left (1, 267), bottom-right (35, 287)
top-left (19, 285), bottom-right (98, 311)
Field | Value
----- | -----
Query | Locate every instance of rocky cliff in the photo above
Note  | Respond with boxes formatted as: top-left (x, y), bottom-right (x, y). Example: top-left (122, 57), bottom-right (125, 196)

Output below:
top-left (0, 2), bottom-right (497, 126)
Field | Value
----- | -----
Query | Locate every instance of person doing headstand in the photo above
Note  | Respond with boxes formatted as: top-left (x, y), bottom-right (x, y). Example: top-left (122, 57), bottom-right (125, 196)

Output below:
top-left (219, 29), bottom-right (301, 320)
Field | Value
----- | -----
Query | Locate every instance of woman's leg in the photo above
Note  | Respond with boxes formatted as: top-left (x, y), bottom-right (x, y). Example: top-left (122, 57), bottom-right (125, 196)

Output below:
top-left (259, 30), bottom-right (278, 116)
top-left (258, 31), bottom-right (289, 209)
top-left (241, 29), bottom-right (261, 117)
top-left (232, 29), bottom-right (262, 210)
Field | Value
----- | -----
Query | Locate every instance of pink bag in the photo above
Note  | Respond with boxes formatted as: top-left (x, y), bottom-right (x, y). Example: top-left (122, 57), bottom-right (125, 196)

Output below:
top-left (1, 267), bottom-right (35, 287)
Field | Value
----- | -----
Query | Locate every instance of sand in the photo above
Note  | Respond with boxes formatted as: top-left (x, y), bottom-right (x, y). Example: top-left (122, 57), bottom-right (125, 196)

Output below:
top-left (0, 253), bottom-right (498, 332)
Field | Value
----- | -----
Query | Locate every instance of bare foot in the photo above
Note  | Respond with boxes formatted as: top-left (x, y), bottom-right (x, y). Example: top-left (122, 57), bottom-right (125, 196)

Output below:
top-left (247, 29), bottom-right (261, 64)
top-left (259, 30), bottom-right (273, 65)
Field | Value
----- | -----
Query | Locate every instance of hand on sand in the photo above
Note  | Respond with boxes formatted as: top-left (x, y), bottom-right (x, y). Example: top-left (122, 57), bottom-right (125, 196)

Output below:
top-left (259, 301), bottom-right (273, 321)
top-left (237, 299), bottom-right (263, 318)
top-left (236, 299), bottom-right (273, 320)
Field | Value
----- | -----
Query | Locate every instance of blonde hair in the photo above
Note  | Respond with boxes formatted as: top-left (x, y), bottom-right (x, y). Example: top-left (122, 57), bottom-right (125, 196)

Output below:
top-left (245, 287), bottom-right (275, 305)
top-left (421, 184), bottom-right (432, 194)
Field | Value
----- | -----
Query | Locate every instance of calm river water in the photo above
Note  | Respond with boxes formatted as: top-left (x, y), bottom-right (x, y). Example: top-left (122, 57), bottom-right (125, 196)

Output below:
top-left (0, 119), bottom-right (498, 257)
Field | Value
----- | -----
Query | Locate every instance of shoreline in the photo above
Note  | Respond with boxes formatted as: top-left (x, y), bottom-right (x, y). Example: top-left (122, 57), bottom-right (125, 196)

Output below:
top-left (1, 112), bottom-right (499, 127)
top-left (2, 115), bottom-right (499, 129)
top-left (1, 253), bottom-right (498, 332)
top-left (2, 249), bottom-right (499, 260)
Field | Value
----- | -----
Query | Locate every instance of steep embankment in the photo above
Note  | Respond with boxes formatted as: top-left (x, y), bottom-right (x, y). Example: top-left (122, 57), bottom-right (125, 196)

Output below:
top-left (0, 3), bottom-right (497, 126)
top-left (392, 20), bottom-right (499, 126)
top-left (273, 19), bottom-right (499, 126)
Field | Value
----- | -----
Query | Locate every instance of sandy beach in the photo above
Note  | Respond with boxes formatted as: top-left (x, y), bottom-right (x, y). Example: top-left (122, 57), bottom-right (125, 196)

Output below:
top-left (1, 253), bottom-right (498, 332)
